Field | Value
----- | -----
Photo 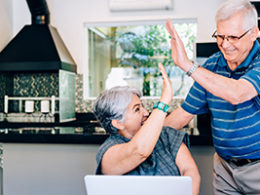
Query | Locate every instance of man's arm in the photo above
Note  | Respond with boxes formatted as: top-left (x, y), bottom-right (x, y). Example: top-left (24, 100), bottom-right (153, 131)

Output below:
top-left (164, 106), bottom-right (194, 130)
top-left (165, 19), bottom-right (258, 105)
top-left (187, 64), bottom-right (258, 104)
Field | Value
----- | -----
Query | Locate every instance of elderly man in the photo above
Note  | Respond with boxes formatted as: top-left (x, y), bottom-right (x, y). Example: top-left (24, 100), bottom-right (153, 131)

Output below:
top-left (165, 0), bottom-right (260, 194)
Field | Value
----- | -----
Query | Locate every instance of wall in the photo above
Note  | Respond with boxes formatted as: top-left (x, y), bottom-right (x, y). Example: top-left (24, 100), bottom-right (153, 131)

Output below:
top-left (2, 143), bottom-right (215, 195)
top-left (3, 143), bottom-right (99, 195)
top-left (0, 144), bottom-right (2, 195)
top-left (9, 0), bottom-right (225, 74)
top-left (0, 0), bottom-right (12, 51)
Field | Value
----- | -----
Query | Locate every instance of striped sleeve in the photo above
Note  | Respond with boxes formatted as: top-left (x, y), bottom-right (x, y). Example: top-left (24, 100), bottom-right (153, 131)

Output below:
top-left (241, 61), bottom-right (260, 95)
top-left (181, 54), bottom-right (221, 115)
top-left (181, 81), bottom-right (209, 115)
top-left (241, 60), bottom-right (260, 108)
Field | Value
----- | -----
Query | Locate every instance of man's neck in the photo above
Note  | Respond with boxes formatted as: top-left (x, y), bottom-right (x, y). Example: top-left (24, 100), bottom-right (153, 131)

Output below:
top-left (227, 62), bottom-right (239, 71)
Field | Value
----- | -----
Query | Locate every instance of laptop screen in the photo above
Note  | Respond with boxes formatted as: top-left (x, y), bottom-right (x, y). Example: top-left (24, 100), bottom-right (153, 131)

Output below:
top-left (84, 175), bottom-right (192, 195)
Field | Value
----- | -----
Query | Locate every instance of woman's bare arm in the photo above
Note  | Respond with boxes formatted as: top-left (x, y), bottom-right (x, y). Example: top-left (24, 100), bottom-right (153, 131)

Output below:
top-left (175, 143), bottom-right (201, 195)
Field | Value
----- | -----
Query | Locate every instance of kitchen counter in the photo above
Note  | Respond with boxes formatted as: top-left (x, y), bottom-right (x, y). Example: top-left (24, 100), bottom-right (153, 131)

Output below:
top-left (0, 113), bottom-right (213, 145)
top-left (0, 125), bottom-right (212, 145)
top-left (0, 121), bottom-right (109, 144)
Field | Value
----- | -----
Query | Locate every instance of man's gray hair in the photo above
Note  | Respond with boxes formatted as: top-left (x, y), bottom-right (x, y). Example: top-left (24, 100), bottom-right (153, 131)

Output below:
top-left (93, 86), bottom-right (141, 134)
top-left (216, 0), bottom-right (257, 30)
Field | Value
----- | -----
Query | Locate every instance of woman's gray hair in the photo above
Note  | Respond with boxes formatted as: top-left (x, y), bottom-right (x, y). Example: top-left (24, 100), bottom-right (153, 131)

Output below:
top-left (93, 86), bottom-right (141, 134)
top-left (216, 0), bottom-right (257, 30)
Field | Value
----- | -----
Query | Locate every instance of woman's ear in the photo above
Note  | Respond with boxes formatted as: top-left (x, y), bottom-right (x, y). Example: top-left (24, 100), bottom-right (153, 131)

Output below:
top-left (111, 119), bottom-right (125, 130)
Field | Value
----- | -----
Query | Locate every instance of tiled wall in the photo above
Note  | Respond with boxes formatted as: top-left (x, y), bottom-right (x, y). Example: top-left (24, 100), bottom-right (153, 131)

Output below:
top-left (1, 72), bottom-right (184, 113)
top-left (0, 73), bottom-right (8, 112)
top-left (5, 73), bottom-right (59, 112)
top-left (13, 73), bottom-right (59, 97)
top-left (75, 74), bottom-right (184, 113)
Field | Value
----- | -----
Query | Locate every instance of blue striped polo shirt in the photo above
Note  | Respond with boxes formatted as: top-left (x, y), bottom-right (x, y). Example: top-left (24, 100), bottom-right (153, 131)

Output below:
top-left (182, 40), bottom-right (260, 160)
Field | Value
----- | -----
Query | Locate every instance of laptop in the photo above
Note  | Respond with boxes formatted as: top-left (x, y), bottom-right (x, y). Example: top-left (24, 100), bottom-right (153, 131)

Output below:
top-left (84, 175), bottom-right (192, 195)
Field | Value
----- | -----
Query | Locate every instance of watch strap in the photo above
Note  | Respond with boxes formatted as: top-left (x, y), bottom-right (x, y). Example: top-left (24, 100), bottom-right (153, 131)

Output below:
top-left (186, 61), bottom-right (200, 76)
top-left (153, 101), bottom-right (169, 113)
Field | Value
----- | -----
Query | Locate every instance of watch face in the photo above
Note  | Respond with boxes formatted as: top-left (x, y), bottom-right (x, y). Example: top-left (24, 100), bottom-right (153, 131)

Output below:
top-left (158, 102), bottom-right (164, 109)
top-left (153, 102), bottom-right (169, 113)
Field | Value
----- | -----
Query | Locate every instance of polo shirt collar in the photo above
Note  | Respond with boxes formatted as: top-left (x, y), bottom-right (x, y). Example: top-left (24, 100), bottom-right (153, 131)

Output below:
top-left (218, 40), bottom-right (260, 69)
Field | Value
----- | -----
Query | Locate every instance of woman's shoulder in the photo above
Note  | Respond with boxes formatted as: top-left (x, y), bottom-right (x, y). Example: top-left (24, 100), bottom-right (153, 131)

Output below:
top-left (96, 134), bottom-right (129, 161)
top-left (161, 126), bottom-right (190, 148)
top-left (99, 134), bottom-right (128, 151)
top-left (161, 126), bottom-right (187, 136)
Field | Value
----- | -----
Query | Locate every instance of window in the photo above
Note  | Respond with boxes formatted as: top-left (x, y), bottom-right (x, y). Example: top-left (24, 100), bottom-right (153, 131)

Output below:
top-left (84, 19), bottom-right (197, 98)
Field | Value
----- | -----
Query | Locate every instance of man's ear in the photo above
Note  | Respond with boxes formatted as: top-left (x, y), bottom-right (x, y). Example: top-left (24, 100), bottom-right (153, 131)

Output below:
top-left (251, 26), bottom-right (259, 41)
top-left (111, 119), bottom-right (124, 130)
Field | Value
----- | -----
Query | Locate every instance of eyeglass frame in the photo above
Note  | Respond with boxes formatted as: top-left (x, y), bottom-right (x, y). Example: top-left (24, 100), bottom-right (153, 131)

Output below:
top-left (211, 28), bottom-right (252, 43)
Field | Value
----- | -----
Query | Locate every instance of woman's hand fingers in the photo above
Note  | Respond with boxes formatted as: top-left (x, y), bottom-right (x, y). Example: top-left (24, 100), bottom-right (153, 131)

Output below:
top-left (159, 63), bottom-right (170, 84)
top-left (158, 62), bottom-right (167, 77)
top-left (158, 63), bottom-right (173, 104)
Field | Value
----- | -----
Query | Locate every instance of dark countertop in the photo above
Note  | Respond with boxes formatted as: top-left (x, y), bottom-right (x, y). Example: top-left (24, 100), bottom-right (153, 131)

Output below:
top-left (0, 113), bottom-right (213, 145)
top-left (0, 125), bottom-right (212, 145)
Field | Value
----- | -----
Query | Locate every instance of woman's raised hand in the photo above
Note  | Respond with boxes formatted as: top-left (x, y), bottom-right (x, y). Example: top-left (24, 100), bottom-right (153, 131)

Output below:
top-left (158, 63), bottom-right (173, 105)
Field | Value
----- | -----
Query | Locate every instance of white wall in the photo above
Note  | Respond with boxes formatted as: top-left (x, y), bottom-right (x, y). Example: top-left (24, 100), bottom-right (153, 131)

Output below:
top-left (9, 0), bottom-right (224, 74)
top-left (3, 143), bottom-right (215, 195)
top-left (3, 143), bottom-right (99, 195)
top-left (0, 0), bottom-right (12, 51)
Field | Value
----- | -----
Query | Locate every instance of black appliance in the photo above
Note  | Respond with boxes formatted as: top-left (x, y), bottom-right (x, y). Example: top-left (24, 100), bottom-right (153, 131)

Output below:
top-left (0, 0), bottom-right (76, 122)
top-left (0, 0), bottom-right (76, 72)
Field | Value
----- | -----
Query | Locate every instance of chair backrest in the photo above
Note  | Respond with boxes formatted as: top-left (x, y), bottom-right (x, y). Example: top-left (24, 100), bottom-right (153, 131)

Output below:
top-left (84, 175), bottom-right (192, 195)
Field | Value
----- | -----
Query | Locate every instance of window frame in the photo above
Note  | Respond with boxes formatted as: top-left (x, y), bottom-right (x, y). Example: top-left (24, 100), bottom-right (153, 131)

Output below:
top-left (83, 18), bottom-right (197, 99)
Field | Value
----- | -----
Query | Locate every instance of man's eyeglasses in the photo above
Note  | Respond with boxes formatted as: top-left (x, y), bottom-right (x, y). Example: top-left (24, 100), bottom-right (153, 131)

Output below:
top-left (212, 28), bottom-right (252, 43)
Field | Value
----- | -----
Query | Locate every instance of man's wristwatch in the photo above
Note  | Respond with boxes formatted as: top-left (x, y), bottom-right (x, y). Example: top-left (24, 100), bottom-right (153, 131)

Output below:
top-left (186, 61), bottom-right (200, 77)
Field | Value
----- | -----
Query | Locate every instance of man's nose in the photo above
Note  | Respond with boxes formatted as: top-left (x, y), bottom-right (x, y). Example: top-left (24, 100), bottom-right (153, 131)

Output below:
top-left (221, 37), bottom-right (231, 47)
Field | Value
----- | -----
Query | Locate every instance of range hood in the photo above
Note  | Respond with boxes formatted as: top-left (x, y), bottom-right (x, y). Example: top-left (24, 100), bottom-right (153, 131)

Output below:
top-left (0, 0), bottom-right (76, 72)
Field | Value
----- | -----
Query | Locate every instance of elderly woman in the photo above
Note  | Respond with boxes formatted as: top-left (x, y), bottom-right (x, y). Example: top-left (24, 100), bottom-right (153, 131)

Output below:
top-left (93, 63), bottom-right (200, 195)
